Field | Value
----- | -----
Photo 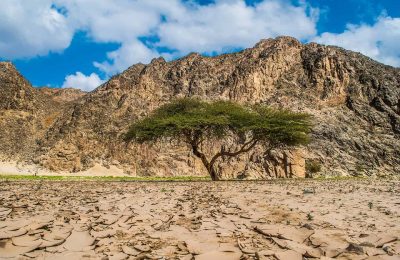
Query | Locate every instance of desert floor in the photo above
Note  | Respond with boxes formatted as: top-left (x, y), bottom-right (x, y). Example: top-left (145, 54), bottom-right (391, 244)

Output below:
top-left (0, 179), bottom-right (399, 260)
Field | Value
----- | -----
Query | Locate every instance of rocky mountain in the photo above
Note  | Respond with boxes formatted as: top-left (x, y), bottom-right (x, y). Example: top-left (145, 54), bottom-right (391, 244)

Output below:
top-left (0, 62), bottom-right (84, 162)
top-left (0, 36), bottom-right (399, 178)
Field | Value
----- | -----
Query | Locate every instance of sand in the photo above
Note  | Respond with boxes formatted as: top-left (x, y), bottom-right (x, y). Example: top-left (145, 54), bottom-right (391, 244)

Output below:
top-left (0, 179), bottom-right (399, 259)
top-left (0, 161), bottom-right (128, 177)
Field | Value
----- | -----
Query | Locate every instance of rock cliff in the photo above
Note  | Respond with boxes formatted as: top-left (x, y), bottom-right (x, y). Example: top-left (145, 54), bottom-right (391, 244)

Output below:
top-left (0, 37), bottom-right (399, 178)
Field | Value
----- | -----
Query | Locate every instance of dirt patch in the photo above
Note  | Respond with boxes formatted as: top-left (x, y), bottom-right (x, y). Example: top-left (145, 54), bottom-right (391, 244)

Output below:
top-left (0, 179), bottom-right (398, 259)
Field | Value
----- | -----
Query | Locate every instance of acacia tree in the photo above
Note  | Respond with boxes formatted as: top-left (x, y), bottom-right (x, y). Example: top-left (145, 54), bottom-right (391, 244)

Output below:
top-left (124, 98), bottom-right (312, 180)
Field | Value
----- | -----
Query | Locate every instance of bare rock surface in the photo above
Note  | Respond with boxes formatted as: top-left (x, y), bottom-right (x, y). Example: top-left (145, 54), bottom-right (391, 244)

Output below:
top-left (0, 62), bottom-right (84, 164)
top-left (0, 36), bottom-right (399, 178)
top-left (0, 179), bottom-right (398, 259)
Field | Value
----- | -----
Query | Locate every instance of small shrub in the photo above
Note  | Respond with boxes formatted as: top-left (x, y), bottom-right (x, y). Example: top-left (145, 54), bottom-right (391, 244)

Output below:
top-left (35, 139), bottom-right (43, 146)
top-left (353, 163), bottom-right (365, 176)
top-left (305, 160), bottom-right (322, 177)
top-left (355, 164), bottom-right (364, 172)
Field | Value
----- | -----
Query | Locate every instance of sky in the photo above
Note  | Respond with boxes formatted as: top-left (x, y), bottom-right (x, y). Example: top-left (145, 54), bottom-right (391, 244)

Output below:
top-left (0, 0), bottom-right (399, 91)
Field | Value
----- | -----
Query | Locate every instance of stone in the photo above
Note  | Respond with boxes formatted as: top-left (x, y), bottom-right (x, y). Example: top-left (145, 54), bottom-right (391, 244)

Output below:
top-left (346, 243), bottom-right (364, 255)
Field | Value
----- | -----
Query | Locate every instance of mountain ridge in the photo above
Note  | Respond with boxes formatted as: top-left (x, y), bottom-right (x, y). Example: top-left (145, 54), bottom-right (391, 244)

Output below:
top-left (1, 36), bottom-right (399, 178)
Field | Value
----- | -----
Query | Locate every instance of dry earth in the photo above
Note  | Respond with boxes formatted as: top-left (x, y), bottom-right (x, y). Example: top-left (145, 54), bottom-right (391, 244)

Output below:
top-left (0, 180), bottom-right (399, 259)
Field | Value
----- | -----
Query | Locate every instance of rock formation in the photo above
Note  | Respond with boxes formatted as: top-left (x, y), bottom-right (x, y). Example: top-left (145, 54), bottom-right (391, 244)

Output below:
top-left (0, 62), bottom-right (84, 163)
top-left (0, 36), bottom-right (399, 178)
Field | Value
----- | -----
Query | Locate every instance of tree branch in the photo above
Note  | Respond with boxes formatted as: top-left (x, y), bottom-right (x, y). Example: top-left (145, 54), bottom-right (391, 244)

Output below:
top-left (209, 138), bottom-right (258, 169)
top-left (184, 130), bottom-right (258, 181)
top-left (184, 131), bottom-right (210, 167)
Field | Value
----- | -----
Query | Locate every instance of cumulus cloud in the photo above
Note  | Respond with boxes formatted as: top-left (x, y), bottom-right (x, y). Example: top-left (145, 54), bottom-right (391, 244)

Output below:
top-left (0, 0), bottom-right (318, 75)
top-left (3, 0), bottom-right (399, 90)
top-left (53, 0), bottom-right (169, 42)
top-left (35, 0), bottom-right (318, 76)
top-left (93, 40), bottom-right (161, 75)
top-left (62, 72), bottom-right (104, 91)
top-left (0, 0), bottom-right (74, 59)
top-left (157, 0), bottom-right (317, 55)
top-left (314, 16), bottom-right (400, 67)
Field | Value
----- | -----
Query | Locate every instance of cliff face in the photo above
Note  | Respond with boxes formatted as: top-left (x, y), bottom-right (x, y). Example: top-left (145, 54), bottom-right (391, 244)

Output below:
top-left (0, 62), bottom-right (41, 111)
top-left (0, 62), bottom-right (48, 159)
top-left (0, 37), bottom-right (399, 178)
top-left (0, 63), bottom-right (85, 162)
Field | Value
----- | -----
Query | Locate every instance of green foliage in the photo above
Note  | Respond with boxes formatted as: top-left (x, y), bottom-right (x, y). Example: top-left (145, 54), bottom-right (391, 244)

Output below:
top-left (0, 174), bottom-right (211, 182)
top-left (125, 98), bottom-right (312, 180)
top-left (354, 163), bottom-right (365, 177)
top-left (305, 160), bottom-right (322, 176)
top-left (125, 98), bottom-right (312, 147)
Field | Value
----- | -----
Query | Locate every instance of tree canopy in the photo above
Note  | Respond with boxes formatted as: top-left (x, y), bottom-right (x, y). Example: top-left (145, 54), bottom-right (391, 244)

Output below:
top-left (125, 98), bottom-right (312, 180)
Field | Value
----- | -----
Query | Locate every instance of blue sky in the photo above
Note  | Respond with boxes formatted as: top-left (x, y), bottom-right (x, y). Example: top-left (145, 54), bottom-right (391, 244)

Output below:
top-left (0, 0), bottom-right (399, 91)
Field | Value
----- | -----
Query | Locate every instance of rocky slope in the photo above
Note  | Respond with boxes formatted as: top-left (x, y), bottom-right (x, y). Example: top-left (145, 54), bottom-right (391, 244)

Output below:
top-left (0, 62), bottom-right (50, 159)
top-left (0, 62), bottom-right (84, 162)
top-left (0, 36), bottom-right (399, 178)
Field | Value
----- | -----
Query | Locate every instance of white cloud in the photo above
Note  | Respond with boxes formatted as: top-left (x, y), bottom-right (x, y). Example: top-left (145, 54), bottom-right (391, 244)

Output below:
top-left (0, 0), bottom-right (74, 59)
top-left (0, 0), bottom-right (317, 75)
top-left (62, 72), bottom-right (104, 91)
top-left (53, 0), bottom-right (168, 42)
top-left (55, 0), bottom-right (318, 75)
top-left (314, 16), bottom-right (400, 67)
top-left (93, 40), bottom-right (161, 75)
top-left (157, 0), bottom-right (317, 55)
top-left (3, 0), bottom-right (399, 89)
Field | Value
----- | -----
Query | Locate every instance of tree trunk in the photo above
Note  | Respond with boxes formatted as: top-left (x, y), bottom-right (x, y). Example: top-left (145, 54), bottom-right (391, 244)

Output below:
top-left (188, 134), bottom-right (257, 181)
top-left (207, 165), bottom-right (219, 181)
top-left (189, 140), bottom-right (220, 181)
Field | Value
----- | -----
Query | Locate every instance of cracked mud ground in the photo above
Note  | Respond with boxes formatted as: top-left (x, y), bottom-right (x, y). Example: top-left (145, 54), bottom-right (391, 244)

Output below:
top-left (0, 180), bottom-right (399, 259)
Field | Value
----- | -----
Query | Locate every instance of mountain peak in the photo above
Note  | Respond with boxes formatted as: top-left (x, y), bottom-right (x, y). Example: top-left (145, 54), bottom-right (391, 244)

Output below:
top-left (0, 38), bottom-right (399, 178)
top-left (0, 61), bottom-right (15, 69)
top-left (253, 36), bottom-right (302, 49)
top-left (0, 61), bottom-right (22, 79)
